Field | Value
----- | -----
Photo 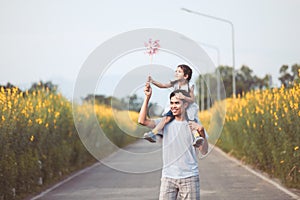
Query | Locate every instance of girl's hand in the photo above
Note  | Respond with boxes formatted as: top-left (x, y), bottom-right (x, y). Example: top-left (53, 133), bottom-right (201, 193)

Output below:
top-left (148, 76), bottom-right (153, 83)
top-left (175, 92), bottom-right (185, 100)
top-left (190, 84), bottom-right (194, 92)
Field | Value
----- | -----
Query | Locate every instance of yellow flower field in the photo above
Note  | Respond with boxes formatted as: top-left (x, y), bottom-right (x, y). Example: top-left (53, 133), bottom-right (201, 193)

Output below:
top-left (0, 86), bottom-right (139, 200)
top-left (200, 83), bottom-right (300, 188)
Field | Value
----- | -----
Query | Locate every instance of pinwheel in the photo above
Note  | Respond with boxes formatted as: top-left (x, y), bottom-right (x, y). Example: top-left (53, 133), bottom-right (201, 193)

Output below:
top-left (144, 38), bottom-right (160, 63)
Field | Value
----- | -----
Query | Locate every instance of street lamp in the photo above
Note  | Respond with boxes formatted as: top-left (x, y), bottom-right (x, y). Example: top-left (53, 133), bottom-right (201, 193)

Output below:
top-left (199, 42), bottom-right (221, 103)
top-left (181, 7), bottom-right (236, 98)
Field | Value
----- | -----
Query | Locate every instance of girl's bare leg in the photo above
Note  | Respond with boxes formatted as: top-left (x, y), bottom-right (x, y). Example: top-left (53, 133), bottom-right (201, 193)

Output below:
top-left (152, 116), bottom-right (172, 134)
top-left (143, 116), bottom-right (173, 143)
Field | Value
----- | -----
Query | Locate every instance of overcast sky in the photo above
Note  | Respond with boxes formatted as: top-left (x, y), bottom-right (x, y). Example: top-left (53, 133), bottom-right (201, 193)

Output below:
top-left (0, 0), bottom-right (299, 101)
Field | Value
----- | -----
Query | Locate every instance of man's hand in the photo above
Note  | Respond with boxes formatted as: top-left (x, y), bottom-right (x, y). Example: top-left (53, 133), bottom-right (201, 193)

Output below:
top-left (189, 121), bottom-right (208, 154)
top-left (138, 81), bottom-right (155, 128)
top-left (188, 121), bottom-right (205, 138)
top-left (144, 82), bottom-right (152, 98)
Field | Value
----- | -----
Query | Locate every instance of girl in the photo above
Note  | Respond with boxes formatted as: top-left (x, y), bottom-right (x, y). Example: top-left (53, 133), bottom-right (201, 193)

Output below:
top-left (143, 64), bottom-right (204, 147)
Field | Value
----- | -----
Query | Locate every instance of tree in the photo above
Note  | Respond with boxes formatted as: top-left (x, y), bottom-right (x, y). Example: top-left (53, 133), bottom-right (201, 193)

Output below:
top-left (83, 94), bottom-right (127, 110)
top-left (261, 74), bottom-right (272, 89)
top-left (291, 64), bottom-right (300, 84)
top-left (279, 65), bottom-right (294, 87)
top-left (0, 82), bottom-right (23, 94)
top-left (28, 81), bottom-right (58, 93)
top-left (124, 94), bottom-right (143, 112)
top-left (235, 65), bottom-right (270, 94)
top-left (217, 65), bottom-right (234, 98)
top-left (236, 65), bottom-right (254, 96)
top-left (196, 65), bottom-right (272, 109)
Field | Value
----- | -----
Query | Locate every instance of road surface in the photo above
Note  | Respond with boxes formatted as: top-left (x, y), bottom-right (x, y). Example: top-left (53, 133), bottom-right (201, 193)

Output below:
top-left (31, 140), bottom-right (299, 200)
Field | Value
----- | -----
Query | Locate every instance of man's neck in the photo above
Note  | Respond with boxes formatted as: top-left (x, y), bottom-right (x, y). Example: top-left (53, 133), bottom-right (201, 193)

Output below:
top-left (174, 115), bottom-right (186, 121)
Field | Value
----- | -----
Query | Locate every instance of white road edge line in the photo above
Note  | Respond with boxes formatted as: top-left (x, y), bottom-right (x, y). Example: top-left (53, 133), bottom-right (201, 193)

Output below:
top-left (30, 162), bottom-right (100, 200)
top-left (213, 146), bottom-right (300, 200)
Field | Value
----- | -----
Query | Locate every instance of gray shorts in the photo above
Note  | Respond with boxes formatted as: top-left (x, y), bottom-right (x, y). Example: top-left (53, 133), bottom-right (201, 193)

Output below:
top-left (159, 176), bottom-right (200, 200)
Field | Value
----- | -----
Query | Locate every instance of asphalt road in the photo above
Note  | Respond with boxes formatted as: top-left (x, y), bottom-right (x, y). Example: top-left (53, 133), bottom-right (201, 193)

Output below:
top-left (31, 140), bottom-right (299, 200)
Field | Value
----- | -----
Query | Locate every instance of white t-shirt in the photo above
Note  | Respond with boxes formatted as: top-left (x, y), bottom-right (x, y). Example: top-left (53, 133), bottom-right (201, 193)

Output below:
top-left (155, 119), bottom-right (199, 179)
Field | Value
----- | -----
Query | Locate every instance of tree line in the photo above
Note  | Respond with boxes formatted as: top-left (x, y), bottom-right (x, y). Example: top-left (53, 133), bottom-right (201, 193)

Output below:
top-left (2, 63), bottom-right (299, 112)
top-left (0, 81), bottom-right (58, 95)
top-left (83, 63), bottom-right (299, 112)
top-left (196, 64), bottom-right (300, 110)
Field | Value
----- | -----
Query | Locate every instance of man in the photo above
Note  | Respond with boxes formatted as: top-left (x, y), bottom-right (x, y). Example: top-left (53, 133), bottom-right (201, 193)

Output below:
top-left (138, 82), bottom-right (208, 200)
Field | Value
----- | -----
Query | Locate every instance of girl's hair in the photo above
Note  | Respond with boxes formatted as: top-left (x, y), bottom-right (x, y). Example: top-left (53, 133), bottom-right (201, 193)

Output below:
top-left (178, 64), bottom-right (192, 82)
top-left (170, 64), bottom-right (193, 87)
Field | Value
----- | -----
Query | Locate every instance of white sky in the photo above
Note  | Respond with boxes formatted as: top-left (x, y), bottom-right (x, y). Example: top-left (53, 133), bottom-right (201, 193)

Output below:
top-left (0, 0), bottom-right (299, 100)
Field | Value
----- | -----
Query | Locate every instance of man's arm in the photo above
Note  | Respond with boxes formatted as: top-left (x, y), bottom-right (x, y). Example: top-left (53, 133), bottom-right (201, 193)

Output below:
top-left (138, 82), bottom-right (156, 128)
top-left (198, 129), bottom-right (208, 155)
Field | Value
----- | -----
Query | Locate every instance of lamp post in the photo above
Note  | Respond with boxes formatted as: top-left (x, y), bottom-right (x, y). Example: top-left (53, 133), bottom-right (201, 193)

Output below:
top-left (181, 7), bottom-right (236, 98)
top-left (199, 42), bottom-right (221, 103)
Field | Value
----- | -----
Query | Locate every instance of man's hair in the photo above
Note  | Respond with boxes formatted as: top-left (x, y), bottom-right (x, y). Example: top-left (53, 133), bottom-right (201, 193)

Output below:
top-left (169, 89), bottom-right (191, 103)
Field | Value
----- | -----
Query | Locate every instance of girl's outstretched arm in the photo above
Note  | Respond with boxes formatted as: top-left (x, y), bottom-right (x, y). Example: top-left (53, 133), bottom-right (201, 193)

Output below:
top-left (148, 76), bottom-right (172, 88)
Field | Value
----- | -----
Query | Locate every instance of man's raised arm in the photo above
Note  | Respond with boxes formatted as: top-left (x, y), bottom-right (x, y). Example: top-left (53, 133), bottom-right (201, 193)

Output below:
top-left (138, 82), bottom-right (156, 128)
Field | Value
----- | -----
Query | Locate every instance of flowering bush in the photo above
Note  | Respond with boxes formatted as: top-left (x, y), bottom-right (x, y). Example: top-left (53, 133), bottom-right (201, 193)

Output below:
top-left (201, 83), bottom-right (300, 188)
top-left (0, 86), bottom-right (139, 199)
